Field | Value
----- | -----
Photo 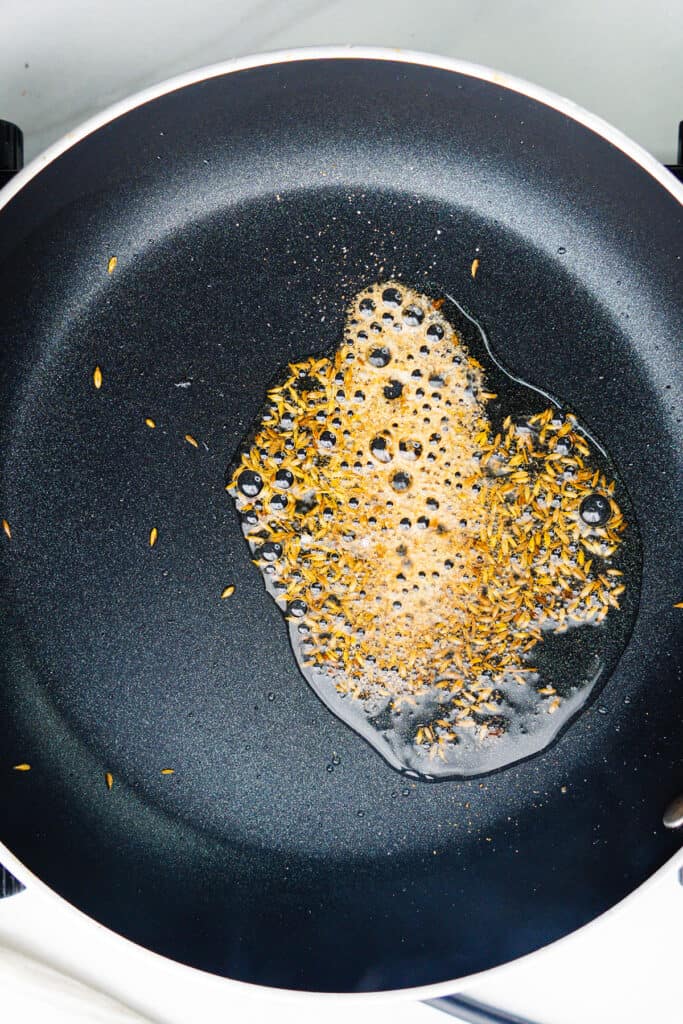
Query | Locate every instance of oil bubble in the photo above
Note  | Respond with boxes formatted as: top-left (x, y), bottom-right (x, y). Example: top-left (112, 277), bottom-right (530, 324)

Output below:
top-left (237, 470), bottom-right (263, 497)
top-left (287, 599), bottom-right (308, 618)
top-left (382, 287), bottom-right (403, 306)
top-left (257, 542), bottom-right (282, 562)
top-left (403, 304), bottom-right (425, 326)
top-left (580, 492), bottom-right (611, 526)
top-left (370, 436), bottom-right (393, 463)
top-left (383, 380), bottom-right (403, 400)
top-left (391, 471), bottom-right (412, 492)
top-left (275, 468), bottom-right (294, 489)
top-left (319, 430), bottom-right (337, 448)
top-left (369, 347), bottom-right (392, 367)
top-left (398, 438), bottom-right (423, 461)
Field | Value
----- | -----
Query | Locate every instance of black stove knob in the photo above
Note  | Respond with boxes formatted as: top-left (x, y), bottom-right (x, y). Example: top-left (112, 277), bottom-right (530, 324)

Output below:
top-left (0, 120), bottom-right (24, 185)
top-left (666, 120), bottom-right (683, 183)
top-left (0, 865), bottom-right (24, 898)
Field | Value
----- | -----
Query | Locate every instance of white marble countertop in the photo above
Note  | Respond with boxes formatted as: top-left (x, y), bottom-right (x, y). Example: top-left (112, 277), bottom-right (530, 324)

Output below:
top-left (0, 2), bottom-right (681, 1021)
top-left (1, 0), bottom-right (682, 164)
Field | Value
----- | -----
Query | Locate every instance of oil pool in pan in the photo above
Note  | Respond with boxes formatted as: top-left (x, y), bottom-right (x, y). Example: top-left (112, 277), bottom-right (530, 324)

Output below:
top-left (228, 283), bottom-right (640, 779)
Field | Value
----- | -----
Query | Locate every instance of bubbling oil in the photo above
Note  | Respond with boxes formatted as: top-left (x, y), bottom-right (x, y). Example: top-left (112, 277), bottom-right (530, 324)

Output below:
top-left (227, 283), bottom-right (639, 779)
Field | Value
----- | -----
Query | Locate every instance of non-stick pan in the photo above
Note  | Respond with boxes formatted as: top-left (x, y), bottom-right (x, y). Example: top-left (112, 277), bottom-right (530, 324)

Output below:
top-left (0, 49), bottom-right (681, 995)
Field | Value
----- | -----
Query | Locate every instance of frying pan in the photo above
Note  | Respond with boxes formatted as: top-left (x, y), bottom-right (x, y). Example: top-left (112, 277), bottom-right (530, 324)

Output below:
top-left (0, 49), bottom-right (681, 997)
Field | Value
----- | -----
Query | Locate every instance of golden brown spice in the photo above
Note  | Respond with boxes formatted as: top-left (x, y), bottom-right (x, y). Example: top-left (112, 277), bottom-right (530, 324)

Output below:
top-left (228, 282), bottom-right (627, 759)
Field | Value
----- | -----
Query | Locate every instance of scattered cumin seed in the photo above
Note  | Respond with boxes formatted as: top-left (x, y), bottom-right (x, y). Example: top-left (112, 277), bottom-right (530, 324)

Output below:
top-left (93, 365), bottom-right (103, 389)
top-left (149, 527), bottom-right (158, 547)
top-left (160, 768), bottom-right (175, 775)
top-left (13, 763), bottom-right (31, 771)
top-left (104, 771), bottom-right (114, 790)
top-left (107, 256), bottom-right (118, 274)
top-left (145, 418), bottom-right (156, 429)
top-left (185, 434), bottom-right (199, 448)
top-left (221, 585), bottom-right (235, 599)
top-left (471, 258), bottom-right (480, 278)
top-left (2, 519), bottom-right (11, 539)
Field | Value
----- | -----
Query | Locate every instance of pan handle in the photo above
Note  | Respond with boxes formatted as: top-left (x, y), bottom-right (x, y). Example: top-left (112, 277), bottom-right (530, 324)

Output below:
top-left (424, 994), bottom-right (541, 1024)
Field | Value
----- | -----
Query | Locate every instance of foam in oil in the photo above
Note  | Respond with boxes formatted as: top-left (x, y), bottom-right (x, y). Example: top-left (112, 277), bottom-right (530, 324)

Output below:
top-left (227, 283), bottom-right (640, 779)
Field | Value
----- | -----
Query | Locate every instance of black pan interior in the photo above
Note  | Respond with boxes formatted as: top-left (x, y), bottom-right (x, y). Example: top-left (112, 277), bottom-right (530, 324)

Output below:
top-left (0, 58), bottom-right (681, 991)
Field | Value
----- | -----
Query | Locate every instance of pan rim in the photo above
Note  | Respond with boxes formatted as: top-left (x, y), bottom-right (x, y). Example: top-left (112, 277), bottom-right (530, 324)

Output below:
top-left (0, 835), bottom-right (681, 1002)
top-left (0, 45), bottom-right (682, 215)
top-left (1, 45), bottom-right (681, 1000)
